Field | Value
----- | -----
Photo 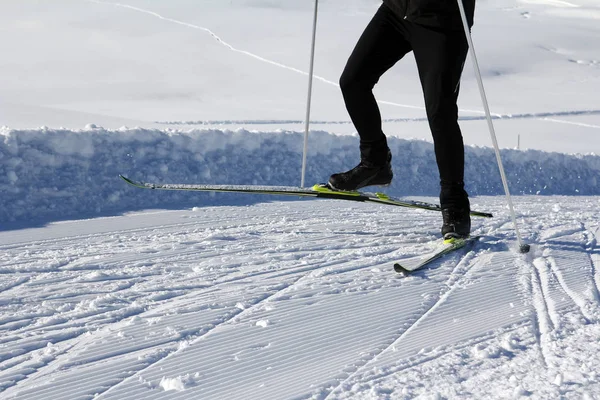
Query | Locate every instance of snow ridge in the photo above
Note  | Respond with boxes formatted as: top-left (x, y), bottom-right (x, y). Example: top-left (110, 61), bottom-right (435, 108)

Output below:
top-left (1, 126), bottom-right (600, 225)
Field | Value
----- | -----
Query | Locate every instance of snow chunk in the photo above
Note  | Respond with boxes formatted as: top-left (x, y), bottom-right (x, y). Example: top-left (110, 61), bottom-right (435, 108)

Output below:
top-left (7, 170), bottom-right (18, 183)
top-left (256, 320), bottom-right (270, 328)
top-left (159, 375), bottom-right (194, 392)
top-left (554, 373), bottom-right (564, 386)
top-left (471, 343), bottom-right (501, 359)
top-left (127, 315), bottom-right (143, 325)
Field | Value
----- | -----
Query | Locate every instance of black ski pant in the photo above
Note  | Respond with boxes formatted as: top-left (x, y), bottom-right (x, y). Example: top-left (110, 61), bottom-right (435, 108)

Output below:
top-left (340, 3), bottom-right (470, 209)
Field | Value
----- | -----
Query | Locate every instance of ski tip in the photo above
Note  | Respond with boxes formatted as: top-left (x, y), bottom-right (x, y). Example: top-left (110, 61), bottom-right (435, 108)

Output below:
top-left (393, 263), bottom-right (408, 274)
top-left (471, 210), bottom-right (494, 218)
top-left (119, 175), bottom-right (135, 184)
top-left (119, 175), bottom-right (148, 189)
top-left (375, 192), bottom-right (390, 200)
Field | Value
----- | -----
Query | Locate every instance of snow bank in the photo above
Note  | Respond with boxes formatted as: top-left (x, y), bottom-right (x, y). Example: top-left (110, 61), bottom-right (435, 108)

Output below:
top-left (1, 126), bottom-right (599, 224)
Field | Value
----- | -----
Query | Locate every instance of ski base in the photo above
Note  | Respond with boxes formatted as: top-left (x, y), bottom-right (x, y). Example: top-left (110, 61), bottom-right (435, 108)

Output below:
top-left (119, 176), bottom-right (493, 218)
top-left (394, 236), bottom-right (480, 273)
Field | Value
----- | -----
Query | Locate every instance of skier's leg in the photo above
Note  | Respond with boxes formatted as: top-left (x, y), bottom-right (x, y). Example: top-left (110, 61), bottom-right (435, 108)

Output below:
top-left (411, 24), bottom-right (470, 237)
top-left (339, 4), bottom-right (411, 164)
top-left (411, 24), bottom-right (470, 210)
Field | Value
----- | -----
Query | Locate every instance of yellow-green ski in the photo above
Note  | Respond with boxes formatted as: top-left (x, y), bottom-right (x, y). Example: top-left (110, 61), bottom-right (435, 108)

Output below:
top-left (119, 176), bottom-right (493, 218)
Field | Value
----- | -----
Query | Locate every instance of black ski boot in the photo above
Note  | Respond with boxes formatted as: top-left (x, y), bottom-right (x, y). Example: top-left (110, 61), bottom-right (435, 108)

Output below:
top-left (441, 207), bottom-right (471, 240)
top-left (328, 151), bottom-right (393, 191)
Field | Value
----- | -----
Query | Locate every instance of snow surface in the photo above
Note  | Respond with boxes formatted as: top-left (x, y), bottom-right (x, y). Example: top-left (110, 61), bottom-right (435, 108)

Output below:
top-left (1, 199), bottom-right (600, 399)
top-left (2, 0), bottom-right (600, 398)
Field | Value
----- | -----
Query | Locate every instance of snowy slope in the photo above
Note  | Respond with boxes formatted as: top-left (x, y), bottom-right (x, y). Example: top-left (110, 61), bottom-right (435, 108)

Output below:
top-left (1, 197), bottom-right (600, 399)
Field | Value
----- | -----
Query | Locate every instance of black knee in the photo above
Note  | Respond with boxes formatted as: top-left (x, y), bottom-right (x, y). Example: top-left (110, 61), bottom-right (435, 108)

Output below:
top-left (339, 69), bottom-right (376, 96)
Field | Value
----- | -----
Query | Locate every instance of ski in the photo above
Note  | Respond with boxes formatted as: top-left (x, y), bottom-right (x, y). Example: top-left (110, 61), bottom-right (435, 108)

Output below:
top-left (119, 175), bottom-right (493, 218)
top-left (394, 236), bottom-right (480, 273)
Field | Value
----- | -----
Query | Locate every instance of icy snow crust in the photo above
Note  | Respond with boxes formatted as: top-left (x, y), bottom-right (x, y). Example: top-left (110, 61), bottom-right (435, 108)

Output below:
top-left (1, 126), bottom-right (599, 225)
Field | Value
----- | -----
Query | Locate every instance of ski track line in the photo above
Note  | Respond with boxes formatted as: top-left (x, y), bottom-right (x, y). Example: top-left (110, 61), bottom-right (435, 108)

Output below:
top-left (1, 221), bottom-right (393, 338)
top-left (91, 257), bottom-right (371, 400)
top-left (0, 214), bottom-right (296, 251)
top-left (532, 258), bottom-right (561, 330)
top-left (584, 223), bottom-right (600, 305)
top-left (87, 264), bottom-right (427, 400)
top-left (0, 251), bottom-right (255, 389)
top-left (0, 206), bottom-right (309, 250)
top-left (542, 117), bottom-right (600, 129)
top-left (519, 257), bottom-right (550, 369)
top-left (0, 298), bottom-right (150, 353)
top-left (0, 205), bottom-right (464, 397)
top-left (21, 244), bottom-right (391, 399)
top-left (542, 223), bottom-right (600, 321)
top-left (521, 0), bottom-right (580, 8)
top-left (0, 324), bottom-right (131, 397)
top-left (147, 234), bottom-right (404, 309)
top-left (0, 336), bottom-right (87, 392)
top-left (1, 304), bottom-right (121, 336)
top-left (1, 221), bottom-right (346, 291)
top-left (310, 247), bottom-right (533, 394)
top-left (158, 109), bottom-right (600, 126)
top-left (0, 276), bottom-right (31, 295)
top-left (322, 246), bottom-right (481, 400)
top-left (85, 0), bottom-right (337, 87)
top-left (93, 255), bottom-right (395, 399)
top-left (539, 222), bottom-right (585, 242)
top-left (0, 289), bottom-right (252, 399)
top-left (0, 243), bottom-right (374, 393)
top-left (525, 223), bottom-right (595, 371)
top-left (84, 0), bottom-right (446, 113)
top-left (547, 255), bottom-right (598, 321)
top-left (377, 320), bottom-right (537, 386)
top-left (1, 285), bottom-right (148, 338)
top-left (0, 218), bottom-right (220, 250)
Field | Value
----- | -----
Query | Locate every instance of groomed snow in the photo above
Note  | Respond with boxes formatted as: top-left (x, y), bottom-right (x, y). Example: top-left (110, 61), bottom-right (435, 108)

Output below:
top-left (1, 198), bottom-right (600, 399)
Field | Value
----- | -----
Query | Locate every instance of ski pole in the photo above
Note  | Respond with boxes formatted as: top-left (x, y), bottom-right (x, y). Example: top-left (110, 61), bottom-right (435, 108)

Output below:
top-left (300, 0), bottom-right (319, 188)
top-left (456, 0), bottom-right (530, 254)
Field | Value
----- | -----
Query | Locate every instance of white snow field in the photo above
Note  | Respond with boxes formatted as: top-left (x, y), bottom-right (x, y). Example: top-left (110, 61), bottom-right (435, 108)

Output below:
top-left (1, 197), bottom-right (600, 399)
top-left (2, 0), bottom-right (600, 398)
